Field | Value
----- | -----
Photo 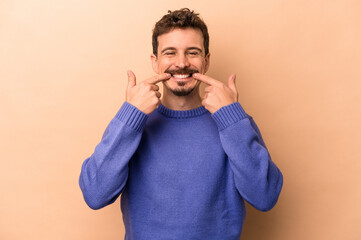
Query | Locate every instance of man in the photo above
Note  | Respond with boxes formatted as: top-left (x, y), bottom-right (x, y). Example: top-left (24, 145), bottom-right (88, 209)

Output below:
top-left (79, 8), bottom-right (283, 240)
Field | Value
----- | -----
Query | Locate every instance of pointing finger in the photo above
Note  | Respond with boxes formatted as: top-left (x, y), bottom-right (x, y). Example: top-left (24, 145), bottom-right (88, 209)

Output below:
top-left (192, 73), bottom-right (222, 87)
top-left (146, 73), bottom-right (171, 84)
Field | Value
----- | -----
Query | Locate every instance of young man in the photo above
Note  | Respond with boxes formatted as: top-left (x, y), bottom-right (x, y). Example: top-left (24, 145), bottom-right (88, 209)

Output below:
top-left (79, 8), bottom-right (283, 240)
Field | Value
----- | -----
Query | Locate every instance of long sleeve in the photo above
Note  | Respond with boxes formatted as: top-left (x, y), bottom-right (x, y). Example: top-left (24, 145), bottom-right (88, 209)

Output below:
top-left (79, 102), bottom-right (148, 210)
top-left (212, 102), bottom-right (283, 211)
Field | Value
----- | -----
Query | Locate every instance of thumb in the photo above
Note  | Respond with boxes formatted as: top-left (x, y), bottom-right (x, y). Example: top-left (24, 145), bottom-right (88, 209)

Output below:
top-left (228, 74), bottom-right (237, 93)
top-left (127, 70), bottom-right (136, 89)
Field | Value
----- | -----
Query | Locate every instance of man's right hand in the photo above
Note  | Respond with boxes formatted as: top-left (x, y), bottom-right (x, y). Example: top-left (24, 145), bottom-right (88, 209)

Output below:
top-left (126, 70), bottom-right (171, 115)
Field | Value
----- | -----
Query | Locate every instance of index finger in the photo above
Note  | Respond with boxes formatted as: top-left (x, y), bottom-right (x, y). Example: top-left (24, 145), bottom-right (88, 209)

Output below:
top-left (192, 73), bottom-right (222, 87)
top-left (145, 73), bottom-right (171, 84)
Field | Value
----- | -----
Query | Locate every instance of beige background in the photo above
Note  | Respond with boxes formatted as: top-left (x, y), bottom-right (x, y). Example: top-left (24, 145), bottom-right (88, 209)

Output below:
top-left (1, 0), bottom-right (360, 239)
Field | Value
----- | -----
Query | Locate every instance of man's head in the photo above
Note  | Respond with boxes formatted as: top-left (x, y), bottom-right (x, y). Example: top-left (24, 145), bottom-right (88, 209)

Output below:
top-left (151, 8), bottom-right (210, 97)
top-left (152, 8), bottom-right (209, 58)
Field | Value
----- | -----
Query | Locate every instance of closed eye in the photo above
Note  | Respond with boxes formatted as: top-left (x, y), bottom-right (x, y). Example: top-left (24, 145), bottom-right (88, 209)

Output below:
top-left (187, 51), bottom-right (201, 56)
top-left (164, 51), bottom-right (176, 56)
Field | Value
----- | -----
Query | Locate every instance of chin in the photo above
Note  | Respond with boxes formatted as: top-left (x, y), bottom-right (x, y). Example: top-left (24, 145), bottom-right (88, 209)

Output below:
top-left (164, 79), bottom-right (200, 97)
top-left (170, 86), bottom-right (196, 96)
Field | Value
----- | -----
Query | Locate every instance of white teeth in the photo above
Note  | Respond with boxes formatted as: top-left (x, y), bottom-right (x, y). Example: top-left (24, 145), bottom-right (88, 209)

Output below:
top-left (172, 74), bottom-right (191, 79)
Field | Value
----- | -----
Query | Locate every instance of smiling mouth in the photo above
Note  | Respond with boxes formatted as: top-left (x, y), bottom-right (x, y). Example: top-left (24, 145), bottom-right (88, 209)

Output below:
top-left (171, 74), bottom-right (193, 79)
top-left (165, 68), bottom-right (198, 79)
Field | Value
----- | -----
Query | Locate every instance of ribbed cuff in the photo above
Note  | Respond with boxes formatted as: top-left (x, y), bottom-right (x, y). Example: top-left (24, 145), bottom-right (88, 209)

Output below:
top-left (115, 102), bottom-right (148, 132)
top-left (212, 102), bottom-right (248, 131)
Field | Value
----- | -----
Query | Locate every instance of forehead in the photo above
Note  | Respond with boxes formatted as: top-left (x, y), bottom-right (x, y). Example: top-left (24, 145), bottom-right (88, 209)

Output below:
top-left (157, 28), bottom-right (204, 51)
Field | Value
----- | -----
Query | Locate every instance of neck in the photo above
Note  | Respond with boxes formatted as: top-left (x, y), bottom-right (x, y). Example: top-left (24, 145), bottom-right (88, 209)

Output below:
top-left (161, 85), bottom-right (202, 111)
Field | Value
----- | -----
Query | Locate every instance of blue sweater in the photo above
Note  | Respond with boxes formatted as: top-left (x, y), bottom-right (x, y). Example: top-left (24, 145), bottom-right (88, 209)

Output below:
top-left (79, 102), bottom-right (283, 240)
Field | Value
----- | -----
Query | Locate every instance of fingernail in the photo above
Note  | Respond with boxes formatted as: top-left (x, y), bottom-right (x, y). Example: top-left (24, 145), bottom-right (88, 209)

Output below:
top-left (193, 73), bottom-right (198, 77)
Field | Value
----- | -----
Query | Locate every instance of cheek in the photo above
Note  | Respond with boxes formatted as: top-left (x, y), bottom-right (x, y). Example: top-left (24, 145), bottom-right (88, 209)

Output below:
top-left (160, 64), bottom-right (172, 73)
top-left (157, 58), bottom-right (174, 69)
top-left (190, 58), bottom-right (206, 70)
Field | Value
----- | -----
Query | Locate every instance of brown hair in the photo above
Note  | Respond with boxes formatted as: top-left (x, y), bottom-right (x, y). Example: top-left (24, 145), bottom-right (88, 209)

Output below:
top-left (152, 8), bottom-right (209, 57)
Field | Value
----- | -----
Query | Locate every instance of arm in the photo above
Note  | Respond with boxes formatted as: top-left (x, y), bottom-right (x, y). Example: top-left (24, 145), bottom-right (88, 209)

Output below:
top-left (212, 102), bottom-right (283, 211)
top-left (79, 102), bottom-right (148, 210)
top-left (79, 71), bottom-right (170, 210)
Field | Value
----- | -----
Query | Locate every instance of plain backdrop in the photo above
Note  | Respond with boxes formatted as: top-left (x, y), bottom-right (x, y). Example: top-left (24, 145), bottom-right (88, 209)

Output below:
top-left (1, 0), bottom-right (360, 239)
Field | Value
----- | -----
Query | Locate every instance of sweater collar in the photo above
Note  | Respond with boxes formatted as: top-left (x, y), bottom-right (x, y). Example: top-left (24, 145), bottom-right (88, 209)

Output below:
top-left (157, 103), bottom-right (208, 119)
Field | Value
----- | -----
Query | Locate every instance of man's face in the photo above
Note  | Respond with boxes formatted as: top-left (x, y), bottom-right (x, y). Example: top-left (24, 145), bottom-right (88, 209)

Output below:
top-left (151, 28), bottom-right (210, 96)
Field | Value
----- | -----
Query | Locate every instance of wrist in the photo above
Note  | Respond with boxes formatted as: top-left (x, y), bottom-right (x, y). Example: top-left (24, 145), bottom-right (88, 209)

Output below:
top-left (211, 102), bottom-right (247, 130)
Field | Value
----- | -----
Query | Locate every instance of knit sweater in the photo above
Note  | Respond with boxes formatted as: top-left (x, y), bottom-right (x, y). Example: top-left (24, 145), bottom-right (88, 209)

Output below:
top-left (79, 101), bottom-right (283, 240)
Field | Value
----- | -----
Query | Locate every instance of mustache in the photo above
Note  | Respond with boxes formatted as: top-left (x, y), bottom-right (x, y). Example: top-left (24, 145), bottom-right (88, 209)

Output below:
top-left (164, 68), bottom-right (199, 75)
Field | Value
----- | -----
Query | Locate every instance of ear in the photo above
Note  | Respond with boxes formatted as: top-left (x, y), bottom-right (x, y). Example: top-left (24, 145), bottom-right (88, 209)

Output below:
top-left (151, 54), bottom-right (159, 74)
top-left (204, 52), bottom-right (211, 74)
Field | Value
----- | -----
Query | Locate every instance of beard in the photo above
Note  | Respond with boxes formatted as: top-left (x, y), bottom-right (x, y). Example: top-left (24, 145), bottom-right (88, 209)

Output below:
top-left (164, 67), bottom-right (199, 96)
top-left (170, 85), bottom-right (195, 96)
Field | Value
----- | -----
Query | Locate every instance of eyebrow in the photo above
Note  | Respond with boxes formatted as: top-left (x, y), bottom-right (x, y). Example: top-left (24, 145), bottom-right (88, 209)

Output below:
top-left (187, 47), bottom-right (203, 53)
top-left (160, 47), bottom-right (203, 54)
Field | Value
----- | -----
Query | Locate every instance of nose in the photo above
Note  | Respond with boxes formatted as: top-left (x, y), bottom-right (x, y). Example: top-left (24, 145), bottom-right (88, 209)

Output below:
top-left (174, 53), bottom-right (190, 69)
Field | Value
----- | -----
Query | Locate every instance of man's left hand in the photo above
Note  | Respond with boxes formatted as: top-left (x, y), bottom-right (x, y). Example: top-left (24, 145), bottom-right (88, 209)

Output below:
top-left (193, 73), bottom-right (238, 114)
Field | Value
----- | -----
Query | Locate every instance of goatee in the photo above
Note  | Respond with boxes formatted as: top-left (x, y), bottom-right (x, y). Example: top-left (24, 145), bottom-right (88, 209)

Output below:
top-left (170, 86), bottom-right (195, 96)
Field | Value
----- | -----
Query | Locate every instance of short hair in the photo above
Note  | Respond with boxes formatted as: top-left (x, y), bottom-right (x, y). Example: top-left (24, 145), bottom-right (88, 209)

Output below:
top-left (152, 8), bottom-right (209, 57)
